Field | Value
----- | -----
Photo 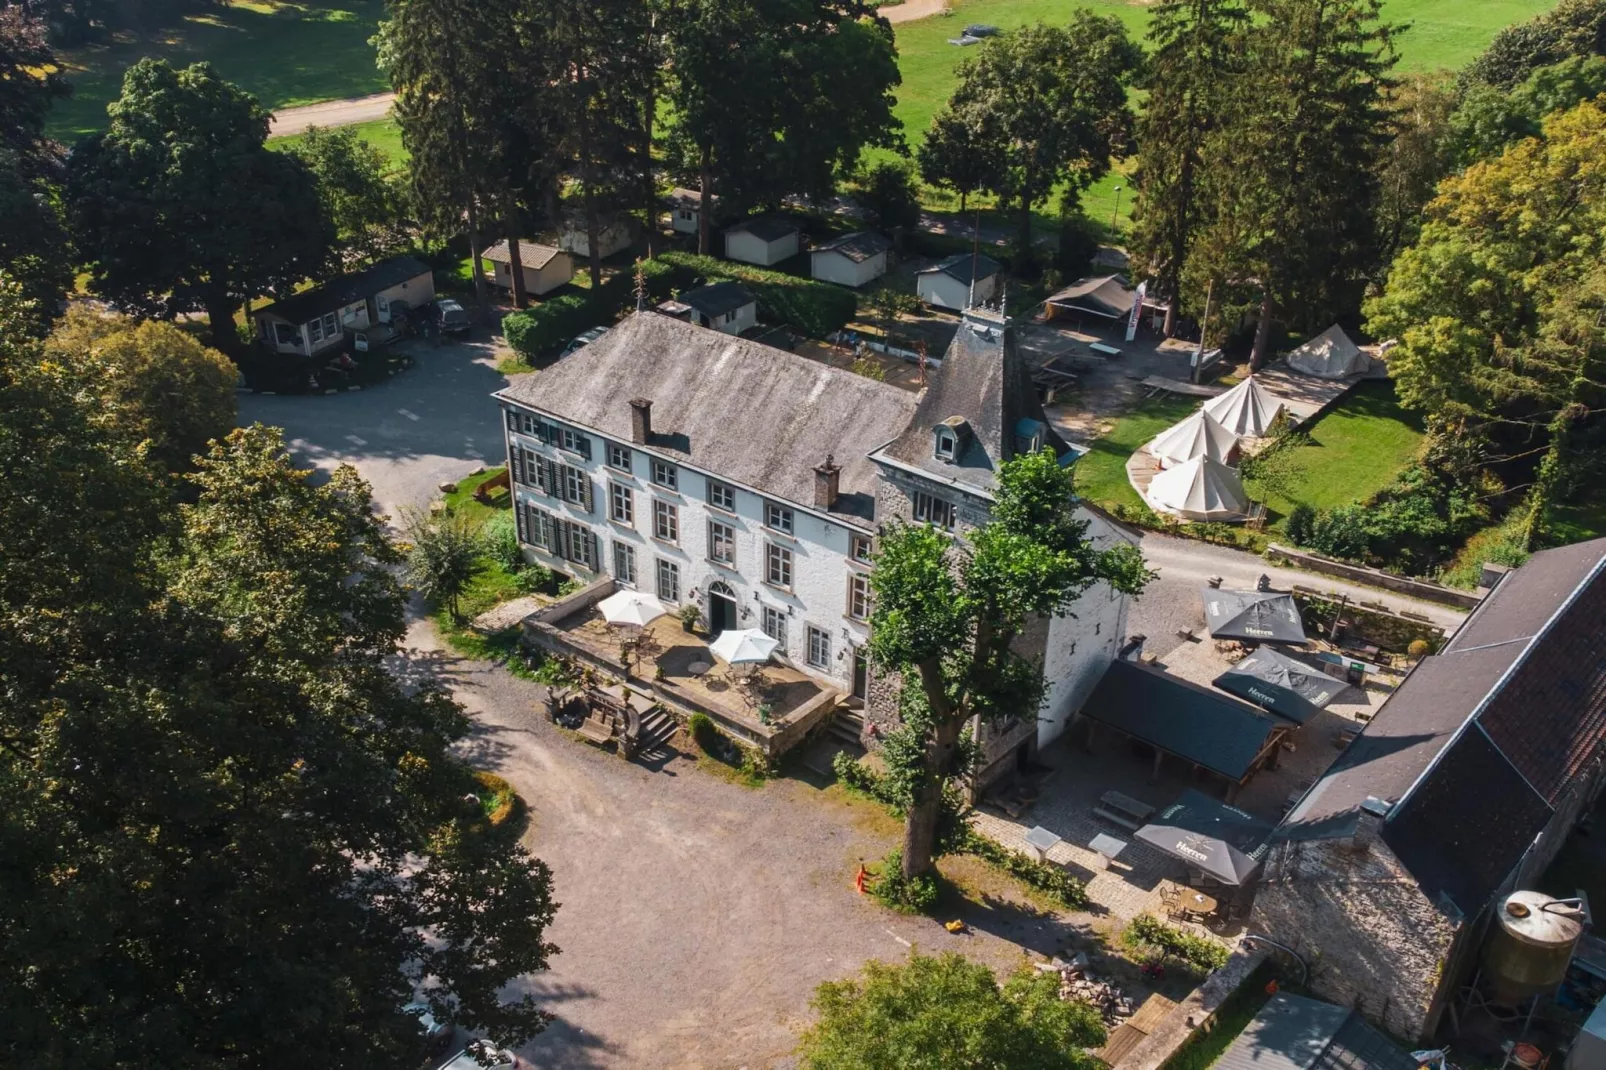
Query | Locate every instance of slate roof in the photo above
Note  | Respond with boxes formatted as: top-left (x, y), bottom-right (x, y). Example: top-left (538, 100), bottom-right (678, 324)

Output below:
top-left (1281, 536), bottom-right (1606, 914)
top-left (1078, 660), bottom-right (1284, 780)
top-left (813, 231), bottom-right (890, 263)
top-left (256, 255), bottom-right (431, 325)
top-left (679, 281), bottom-right (755, 319)
top-left (482, 240), bottom-right (565, 270)
top-left (495, 312), bottom-right (919, 526)
top-left (726, 217), bottom-right (799, 243)
top-left (873, 310), bottom-right (1067, 496)
top-left (1215, 995), bottom-right (1417, 1070)
top-left (920, 252), bottom-right (1001, 284)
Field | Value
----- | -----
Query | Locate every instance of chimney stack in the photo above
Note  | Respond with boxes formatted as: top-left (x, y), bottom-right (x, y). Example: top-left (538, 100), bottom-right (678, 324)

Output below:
top-left (629, 398), bottom-right (652, 445)
top-left (814, 454), bottom-right (841, 510)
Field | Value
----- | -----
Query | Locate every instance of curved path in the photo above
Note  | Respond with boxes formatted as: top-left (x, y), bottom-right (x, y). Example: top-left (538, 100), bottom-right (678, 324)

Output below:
top-left (882, 0), bottom-right (951, 22)
top-left (269, 91), bottom-right (395, 138)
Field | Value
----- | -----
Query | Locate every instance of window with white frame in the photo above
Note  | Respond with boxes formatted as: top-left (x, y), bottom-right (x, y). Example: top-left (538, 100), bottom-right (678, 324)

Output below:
top-left (614, 542), bottom-right (637, 586)
top-left (851, 534), bottom-right (873, 563)
top-left (912, 490), bottom-right (956, 532)
top-left (765, 501), bottom-right (793, 534)
top-left (559, 428), bottom-right (588, 455)
top-left (320, 312), bottom-right (338, 340)
top-left (568, 526), bottom-right (596, 570)
top-left (651, 460), bottom-right (678, 490)
top-left (848, 574), bottom-right (871, 621)
top-left (308, 317), bottom-right (324, 344)
top-left (807, 625), bottom-right (830, 670)
top-left (607, 443), bottom-right (632, 471)
top-left (562, 465), bottom-right (588, 506)
top-left (934, 427), bottom-right (957, 462)
top-left (762, 605), bottom-right (787, 648)
top-left (708, 519), bottom-right (735, 565)
top-left (707, 480), bottom-right (737, 512)
top-left (610, 482), bottom-right (633, 524)
top-left (522, 504), bottom-right (552, 550)
top-left (766, 543), bottom-right (792, 588)
top-left (654, 499), bottom-right (679, 543)
top-left (656, 559), bottom-right (680, 602)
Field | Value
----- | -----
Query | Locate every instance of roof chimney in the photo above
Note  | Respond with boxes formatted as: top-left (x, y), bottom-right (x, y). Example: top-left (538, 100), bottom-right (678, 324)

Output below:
top-left (814, 454), bottom-right (841, 511)
top-left (629, 398), bottom-right (652, 445)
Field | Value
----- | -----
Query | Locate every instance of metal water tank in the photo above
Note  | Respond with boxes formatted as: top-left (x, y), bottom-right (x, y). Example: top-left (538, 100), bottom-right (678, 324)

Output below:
top-left (1484, 891), bottom-right (1586, 1003)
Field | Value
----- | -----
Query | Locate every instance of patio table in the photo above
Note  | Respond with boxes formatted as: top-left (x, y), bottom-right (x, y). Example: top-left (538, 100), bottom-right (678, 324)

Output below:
top-left (1179, 888), bottom-right (1218, 917)
top-left (1023, 825), bottom-right (1062, 862)
top-left (687, 660), bottom-right (712, 676)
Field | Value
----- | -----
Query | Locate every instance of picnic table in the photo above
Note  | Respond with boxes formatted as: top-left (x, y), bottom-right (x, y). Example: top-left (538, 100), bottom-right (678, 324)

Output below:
top-left (1093, 790), bottom-right (1155, 832)
top-left (1032, 357), bottom-right (1081, 404)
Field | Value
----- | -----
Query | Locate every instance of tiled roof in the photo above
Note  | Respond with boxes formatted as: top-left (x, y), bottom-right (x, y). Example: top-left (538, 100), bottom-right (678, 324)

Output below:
top-left (813, 231), bottom-right (890, 263)
top-left (482, 240), bottom-right (565, 270)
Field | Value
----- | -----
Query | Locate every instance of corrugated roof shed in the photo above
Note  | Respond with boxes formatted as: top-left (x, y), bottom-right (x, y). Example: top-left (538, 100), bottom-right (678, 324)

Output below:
top-left (678, 281), bottom-right (755, 318)
top-left (814, 231), bottom-right (890, 262)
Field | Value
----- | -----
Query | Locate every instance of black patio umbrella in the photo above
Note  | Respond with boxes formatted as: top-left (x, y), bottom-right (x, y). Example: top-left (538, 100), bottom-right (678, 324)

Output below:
top-left (1134, 789), bottom-right (1273, 886)
top-left (1199, 588), bottom-right (1308, 644)
top-left (1213, 647), bottom-right (1339, 725)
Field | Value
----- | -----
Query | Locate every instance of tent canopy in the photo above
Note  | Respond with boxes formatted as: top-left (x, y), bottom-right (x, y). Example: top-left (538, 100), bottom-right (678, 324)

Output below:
top-left (1151, 409), bottom-right (1239, 467)
top-left (1203, 376), bottom-right (1284, 437)
top-left (1149, 456), bottom-right (1249, 521)
top-left (1214, 646), bottom-right (1339, 724)
top-left (597, 589), bottom-right (668, 627)
top-left (1045, 274), bottom-right (1135, 320)
top-left (708, 627), bottom-right (779, 665)
top-left (1287, 325), bottom-right (1367, 380)
top-left (1134, 788), bottom-right (1272, 885)
top-left (1201, 588), bottom-right (1308, 644)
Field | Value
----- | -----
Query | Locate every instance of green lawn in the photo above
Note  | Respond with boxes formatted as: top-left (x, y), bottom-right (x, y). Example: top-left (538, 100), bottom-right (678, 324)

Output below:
top-left (47, 0), bottom-right (387, 140)
top-left (268, 116), bottom-right (405, 167)
top-left (1071, 393), bottom-right (1197, 511)
top-left (1243, 380), bottom-right (1426, 526)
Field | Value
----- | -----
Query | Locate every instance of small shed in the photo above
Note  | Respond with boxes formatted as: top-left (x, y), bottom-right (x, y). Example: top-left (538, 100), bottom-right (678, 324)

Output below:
top-left (482, 240), bottom-right (574, 296)
top-left (254, 254), bottom-right (434, 359)
top-left (917, 252), bottom-right (1000, 310)
top-left (673, 281), bottom-right (756, 335)
top-left (557, 214), bottom-right (633, 260)
top-left (666, 187), bottom-right (718, 235)
top-left (810, 231), bottom-right (891, 288)
top-left (724, 218), bottom-right (800, 267)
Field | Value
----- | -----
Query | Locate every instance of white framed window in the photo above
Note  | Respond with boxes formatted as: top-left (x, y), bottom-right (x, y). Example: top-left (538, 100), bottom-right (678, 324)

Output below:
top-left (654, 499), bottom-right (679, 543)
top-left (762, 605), bottom-right (787, 648)
top-left (766, 543), bottom-right (792, 588)
top-left (657, 559), bottom-right (680, 602)
top-left (850, 534), bottom-right (873, 563)
top-left (559, 428), bottom-right (588, 455)
top-left (614, 542), bottom-right (637, 586)
top-left (707, 480), bottom-right (737, 512)
top-left (848, 574), bottom-right (871, 621)
top-left (807, 625), bottom-right (831, 670)
top-left (610, 482), bottom-right (633, 524)
top-left (523, 504), bottom-right (552, 550)
top-left (562, 465), bottom-right (588, 506)
top-left (652, 460), bottom-right (678, 490)
top-left (708, 519), bottom-right (735, 565)
top-left (568, 526), bottom-right (596, 570)
top-left (934, 427), bottom-right (957, 461)
top-left (608, 443), bottom-right (632, 471)
top-left (765, 502), bottom-right (793, 534)
top-left (308, 317), bottom-right (324, 343)
top-left (913, 490), bottom-right (956, 532)
top-left (321, 312), bottom-right (338, 339)
top-left (679, 209), bottom-right (693, 221)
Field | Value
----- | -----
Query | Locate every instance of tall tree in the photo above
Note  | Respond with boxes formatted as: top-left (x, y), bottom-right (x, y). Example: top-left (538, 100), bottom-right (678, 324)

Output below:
top-left (868, 450), bottom-right (1151, 880)
top-left (289, 124), bottom-right (408, 269)
top-left (797, 951), bottom-right (1107, 1070)
top-left (1373, 72), bottom-right (1456, 270)
top-left (43, 307), bottom-right (238, 473)
top-left (1463, 0), bottom-right (1606, 90)
top-left (1128, 0), bottom-right (1248, 336)
top-left (65, 60), bottom-right (331, 356)
top-left (1187, 0), bottom-right (1396, 368)
top-left (934, 16), bottom-right (1142, 262)
top-left (916, 110), bottom-right (996, 213)
top-left (0, 5), bottom-right (73, 320)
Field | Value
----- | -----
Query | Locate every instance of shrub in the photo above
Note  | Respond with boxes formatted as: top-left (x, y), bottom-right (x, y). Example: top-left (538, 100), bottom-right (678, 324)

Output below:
top-left (851, 357), bottom-right (888, 381)
top-left (655, 251), bottom-right (859, 337)
top-left (484, 511), bottom-right (523, 572)
top-left (1407, 638), bottom-right (1433, 658)
top-left (871, 848), bottom-right (940, 914)
top-left (1123, 914), bottom-right (1231, 975)
top-left (832, 750), bottom-right (904, 809)
top-left (513, 562), bottom-right (555, 594)
top-left (858, 159), bottom-right (922, 230)
top-left (738, 746), bottom-right (771, 781)
top-left (688, 712), bottom-right (720, 754)
top-left (962, 831), bottom-right (1090, 909)
top-left (472, 770), bottom-right (518, 826)
top-left (502, 293), bottom-right (595, 361)
top-left (1308, 504), bottom-right (1373, 561)
top-left (1284, 503), bottom-right (1317, 546)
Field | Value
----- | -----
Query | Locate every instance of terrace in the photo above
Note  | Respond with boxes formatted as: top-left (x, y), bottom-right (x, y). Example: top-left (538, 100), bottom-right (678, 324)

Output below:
top-left (521, 579), bottom-right (843, 757)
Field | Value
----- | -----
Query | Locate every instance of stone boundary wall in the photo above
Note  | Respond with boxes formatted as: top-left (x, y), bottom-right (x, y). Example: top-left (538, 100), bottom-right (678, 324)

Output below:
top-left (1266, 544), bottom-right (1481, 609)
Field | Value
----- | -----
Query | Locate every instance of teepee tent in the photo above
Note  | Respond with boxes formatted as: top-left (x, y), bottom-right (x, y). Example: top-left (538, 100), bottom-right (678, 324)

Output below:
top-left (1150, 409), bottom-right (1240, 467)
top-left (1147, 455), bottom-right (1250, 521)
top-left (1287, 325), bottom-right (1367, 379)
top-left (1203, 376), bottom-right (1283, 437)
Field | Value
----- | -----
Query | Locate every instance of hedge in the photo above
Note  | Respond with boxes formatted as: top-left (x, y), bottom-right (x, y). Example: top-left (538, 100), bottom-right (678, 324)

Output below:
top-left (502, 258), bottom-right (680, 361)
top-left (1122, 914), bottom-right (1231, 976)
top-left (654, 251), bottom-right (858, 338)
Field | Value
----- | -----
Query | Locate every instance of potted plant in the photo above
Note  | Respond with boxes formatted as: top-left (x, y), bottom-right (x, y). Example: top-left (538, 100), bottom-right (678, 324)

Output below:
top-left (679, 603), bottom-right (702, 634)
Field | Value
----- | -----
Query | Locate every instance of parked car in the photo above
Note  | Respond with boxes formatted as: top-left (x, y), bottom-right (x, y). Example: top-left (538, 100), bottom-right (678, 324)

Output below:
top-left (559, 326), bottom-right (610, 357)
top-left (439, 1039), bottom-right (524, 1069)
top-left (436, 298), bottom-right (471, 337)
top-left (404, 1002), bottom-right (453, 1056)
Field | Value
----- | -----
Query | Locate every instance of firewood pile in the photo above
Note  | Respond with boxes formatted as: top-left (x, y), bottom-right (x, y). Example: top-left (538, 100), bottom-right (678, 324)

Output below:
top-left (1037, 955), bottom-right (1136, 1026)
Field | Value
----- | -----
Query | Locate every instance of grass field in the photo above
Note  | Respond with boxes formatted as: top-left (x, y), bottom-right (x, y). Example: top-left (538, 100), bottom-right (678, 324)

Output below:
top-left (1071, 393), bottom-right (1196, 511)
top-left (47, 0), bottom-right (387, 140)
top-left (268, 116), bottom-right (405, 167)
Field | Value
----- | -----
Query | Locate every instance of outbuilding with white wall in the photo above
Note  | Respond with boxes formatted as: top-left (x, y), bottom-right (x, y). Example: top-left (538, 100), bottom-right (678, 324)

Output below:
top-left (810, 231), bottom-right (890, 288)
top-left (916, 252), bottom-right (1000, 310)
top-left (723, 218), bottom-right (800, 267)
top-left (482, 240), bottom-right (574, 297)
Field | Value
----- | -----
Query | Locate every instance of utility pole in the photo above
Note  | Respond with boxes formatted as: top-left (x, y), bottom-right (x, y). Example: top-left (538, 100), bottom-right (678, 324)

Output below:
top-left (1192, 278), bottom-right (1215, 383)
top-left (1110, 185), bottom-right (1123, 234)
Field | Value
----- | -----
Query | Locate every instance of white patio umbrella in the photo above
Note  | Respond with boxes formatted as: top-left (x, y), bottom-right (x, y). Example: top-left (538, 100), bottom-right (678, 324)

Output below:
top-left (597, 589), bottom-right (669, 628)
top-left (708, 627), bottom-right (779, 666)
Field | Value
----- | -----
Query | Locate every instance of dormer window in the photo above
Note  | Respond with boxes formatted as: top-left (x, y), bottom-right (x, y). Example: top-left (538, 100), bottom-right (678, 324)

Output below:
top-left (934, 427), bottom-right (957, 462)
top-left (1014, 418), bottom-right (1046, 457)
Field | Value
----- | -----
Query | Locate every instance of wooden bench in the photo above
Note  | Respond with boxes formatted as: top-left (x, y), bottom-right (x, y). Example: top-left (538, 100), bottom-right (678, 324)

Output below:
top-left (576, 715), bottom-right (614, 745)
top-left (1089, 342), bottom-right (1123, 358)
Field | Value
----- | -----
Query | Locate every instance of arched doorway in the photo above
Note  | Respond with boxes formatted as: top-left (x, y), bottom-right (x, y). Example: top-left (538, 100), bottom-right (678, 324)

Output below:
top-left (706, 581), bottom-right (738, 635)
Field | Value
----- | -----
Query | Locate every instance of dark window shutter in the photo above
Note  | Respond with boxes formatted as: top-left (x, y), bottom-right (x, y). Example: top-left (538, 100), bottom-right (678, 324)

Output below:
top-left (505, 409), bottom-right (517, 432)
top-left (515, 501), bottom-right (527, 543)
top-left (591, 532), bottom-right (601, 571)
top-left (545, 458), bottom-right (561, 498)
top-left (576, 435), bottom-right (592, 460)
top-left (509, 445), bottom-right (525, 486)
top-left (582, 475), bottom-right (595, 513)
top-left (537, 421), bottom-right (554, 445)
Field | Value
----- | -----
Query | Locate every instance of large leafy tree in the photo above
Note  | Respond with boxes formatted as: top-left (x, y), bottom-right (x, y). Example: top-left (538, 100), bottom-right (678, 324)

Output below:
top-left (915, 109), bottom-right (997, 213)
top-left (288, 124), bottom-right (408, 269)
top-left (1128, 0), bottom-right (1248, 336)
top-left (1373, 72), bottom-right (1457, 271)
top-left (869, 450), bottom-right (1151, 880)
top-left (1463, 0), bottom-right (1606, 90)
top-left (1450, 55), bottom-right (1606, 166)
top-left (1186, 0), bottom-right (1396, 367)
top-left (797, 951), bottom-right (1107, 1070)
top-left (43, 307), bottom-right (238, 474)
top-left (1366, 100), bottom-right (1606, 548)
top-left (65, 60), bottom-right (331, 356)
top-left (0, 5), bottom-right (73, 320)
top-left (932, 16), bottom-right (1142, 263)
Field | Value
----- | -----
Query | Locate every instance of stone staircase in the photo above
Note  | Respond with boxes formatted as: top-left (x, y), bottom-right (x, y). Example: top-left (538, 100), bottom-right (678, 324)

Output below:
top-left (636, 707), bottom-right (678, 763)
top-left (827, 704), bottom-right (866, 749)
